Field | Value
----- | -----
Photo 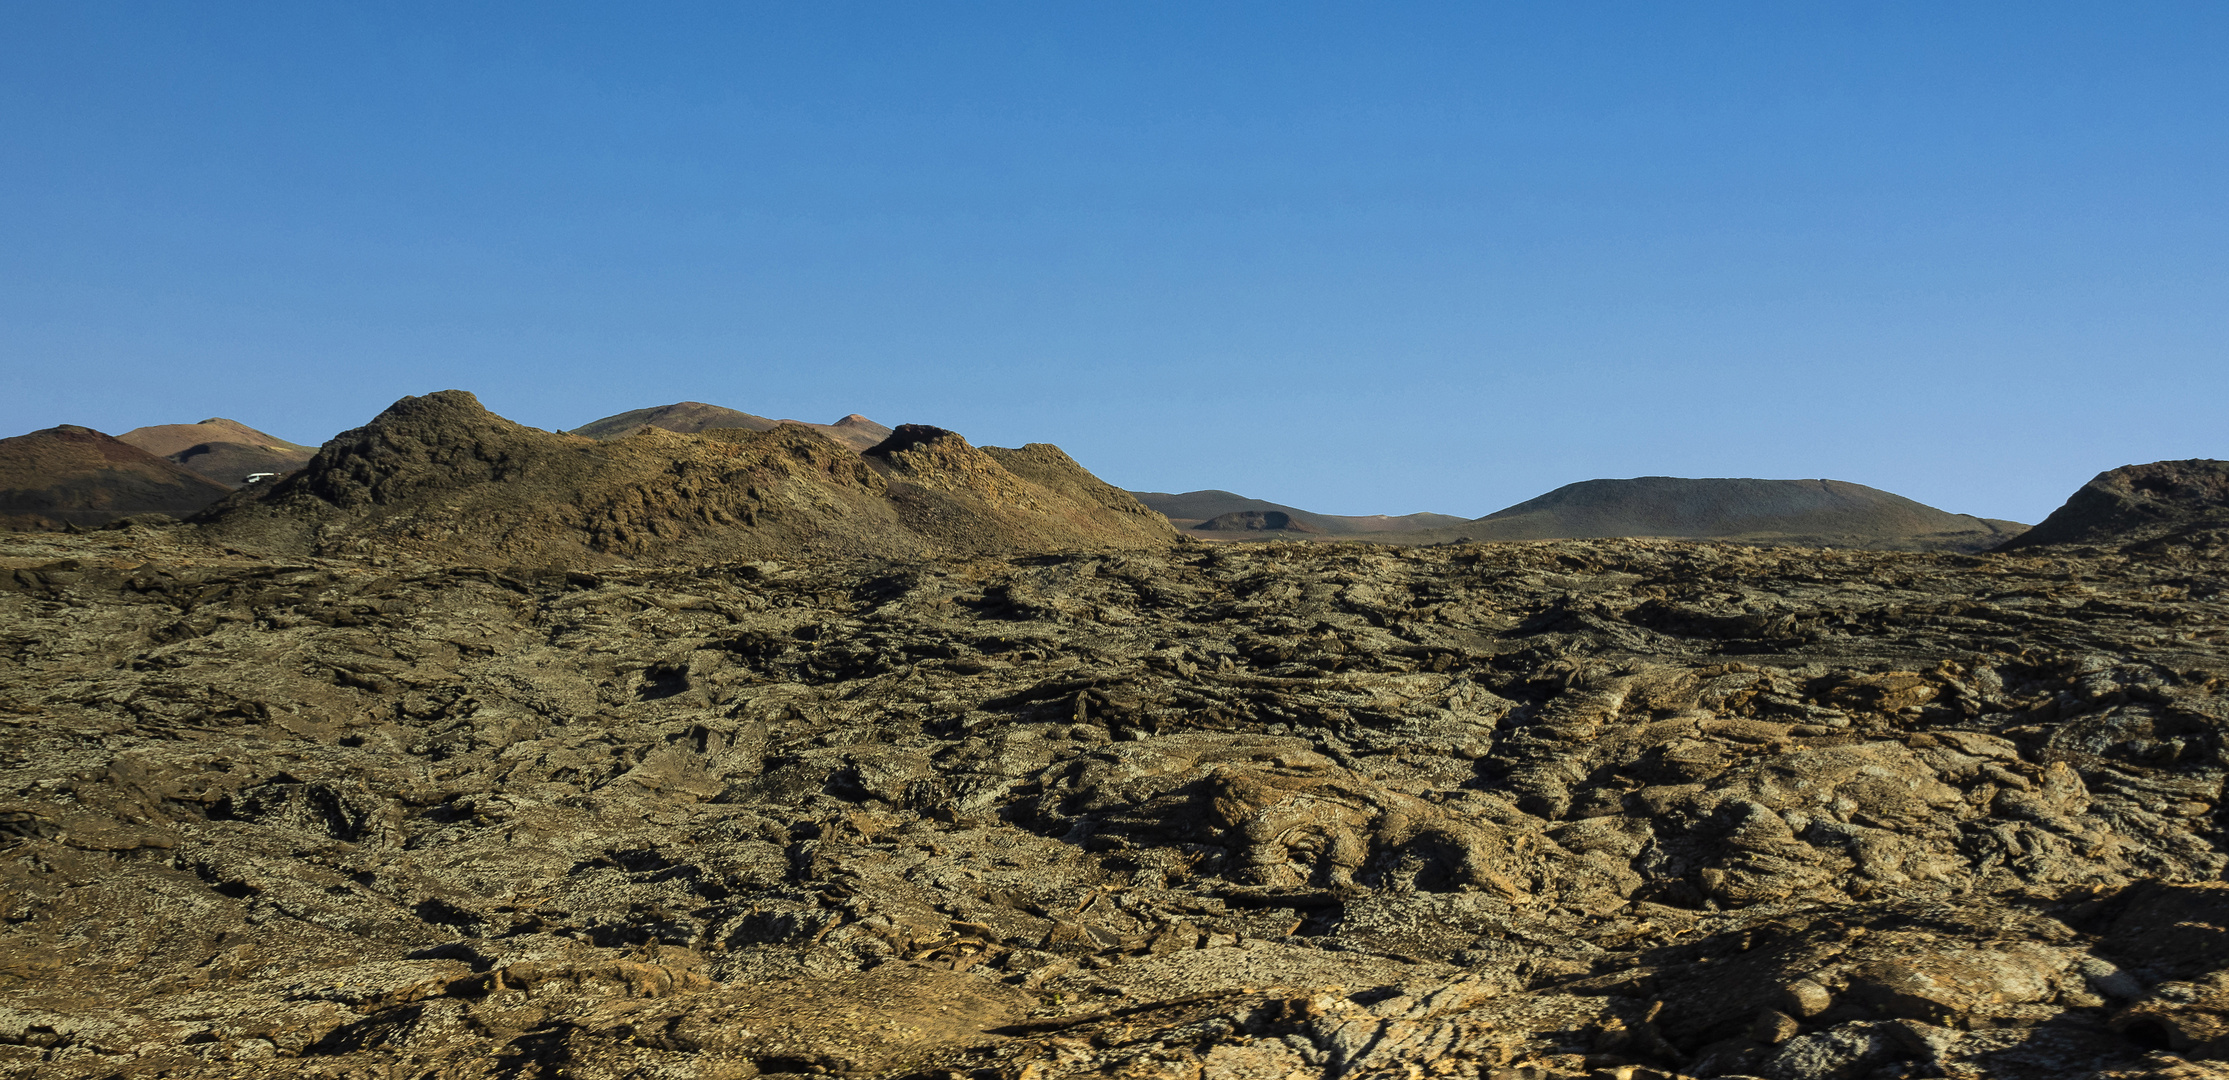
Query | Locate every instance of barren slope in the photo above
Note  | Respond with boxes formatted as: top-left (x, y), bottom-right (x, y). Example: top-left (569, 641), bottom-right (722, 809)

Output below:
top-left (1453, 476), bottom-right (2026, 552)
top-left (2000, 459), bottom-right (2229, 551)
top-left (118, 418), bottom-right (318, 488)
top-left (2, 518), bottom-right (2227, 1079)
top-left (0, 424), bottom-right (234, 529)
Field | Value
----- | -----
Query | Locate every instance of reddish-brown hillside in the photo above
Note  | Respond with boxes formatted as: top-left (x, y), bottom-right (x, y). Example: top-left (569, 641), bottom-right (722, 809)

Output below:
top-left (0, 425), bottom-right (235, 529)
top-left (117, 418), bottom-right (317, 488)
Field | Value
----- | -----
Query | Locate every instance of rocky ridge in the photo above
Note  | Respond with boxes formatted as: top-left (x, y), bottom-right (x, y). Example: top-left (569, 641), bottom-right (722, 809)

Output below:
top-left (0, 466), bottom-right (2227, 1076)
top-left (194, 391), bottom-right (1174, 566)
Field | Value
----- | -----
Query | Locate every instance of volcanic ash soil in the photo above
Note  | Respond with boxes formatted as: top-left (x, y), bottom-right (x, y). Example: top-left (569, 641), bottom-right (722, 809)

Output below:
top-left (4, 522), bottom-right (2229, 1079)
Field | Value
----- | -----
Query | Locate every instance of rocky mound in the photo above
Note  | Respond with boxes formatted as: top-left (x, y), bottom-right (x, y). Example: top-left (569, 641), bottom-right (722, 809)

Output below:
top-left (569, 401), bottom-right (782, 439)
top-left (0, 424), bottom-right (234, 529)
top-left (1999, 459), bottom-right (2229, 551)
top-left (1132, 489), bottom-right (1466, 536)
top-left (198, 391), bottom-right (1173, 565)
top-left (1464, 476), bottom-right (2026, 552)
top-left (4, 525), bottom-right (2228, 1079)
top-left (572, 402), bottom-right (896, 452)
top-left (117, 418), bottom-right (317, 488)
top-left (1193, 509), bottom-right (1327, 533)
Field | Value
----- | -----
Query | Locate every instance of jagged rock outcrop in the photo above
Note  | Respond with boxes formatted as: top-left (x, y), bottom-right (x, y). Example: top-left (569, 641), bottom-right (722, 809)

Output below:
top-left (194, 391), bottom-right (1173, 565)
top-left (0, 424), bottom-right (234, 529)
top-left (2001, 459), bottom-right (2229, 552)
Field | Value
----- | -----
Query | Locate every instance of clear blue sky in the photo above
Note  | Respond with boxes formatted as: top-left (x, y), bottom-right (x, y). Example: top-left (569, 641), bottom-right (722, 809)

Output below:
top-left (3, 3), bottom-right (2224, 523)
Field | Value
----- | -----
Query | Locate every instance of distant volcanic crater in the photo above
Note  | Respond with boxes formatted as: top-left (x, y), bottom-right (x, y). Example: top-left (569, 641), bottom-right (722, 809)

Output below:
top-left (196, 390), bottom-right (1172, 565)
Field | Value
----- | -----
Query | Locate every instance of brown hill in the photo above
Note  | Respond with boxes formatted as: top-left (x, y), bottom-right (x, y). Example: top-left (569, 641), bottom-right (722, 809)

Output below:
top-left (0, 425), bottom-right (235, 529)
top-left (117, 418), bottom-right (318, 488)
top-left (161, 440), bottom-right (317, 488)
top-left (571, 402), bottom-right (896, 452)
top-left (1131, 489), bottom-right (1467, 536)
top-left (199, 391), bottom-right (1173, 565)
top-left (115, 418), bottom-right (310, 458)
top-left (1452, 476), bottom-right (2026, 552)
top-left (1997, 458), bottom-right (2229, 551)
top-left (569, 401), bottom-right (779, 438)
top-left (818, 413), bottom-right (898, 451)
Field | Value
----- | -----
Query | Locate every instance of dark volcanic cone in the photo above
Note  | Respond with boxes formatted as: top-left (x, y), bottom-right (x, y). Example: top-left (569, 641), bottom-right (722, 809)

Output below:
top-left (285, 389), bottom-right (557, 510)
top-left (1193, 509), bottom-right (1327, 534)
top-left (1130, 489), bottom-right (1464, 535)
top-left (0, 424), bottom-right (234, 529)
top-left (1999, 459), bottom-right (2229, 551)
top-left (1466, 476), bottom-right (2024, 552)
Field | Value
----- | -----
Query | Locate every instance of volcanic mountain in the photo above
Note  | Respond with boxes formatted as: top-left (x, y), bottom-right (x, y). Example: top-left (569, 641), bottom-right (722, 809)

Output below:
top-left (116, 417), bottom-right (318, 488)
top-left (1134, 480), bottom-right (2016, 551)
top-left (0, 424), bottom-right (235, 529)
top-left (1452, 476), bottom-right (2026, 552)
top-left (198, 390), bottom-right (1174, 565)
top-left (571, 402), bottom-right (896, 452)
top-left (1131, 489), bottom-right (1467, 536)
top-left (1998, 458), bottom-right (2229, 551)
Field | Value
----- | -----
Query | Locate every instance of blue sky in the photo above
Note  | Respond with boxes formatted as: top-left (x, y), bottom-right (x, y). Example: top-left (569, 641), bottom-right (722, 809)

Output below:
top-left (2, 3), bottom-right (2224, 523)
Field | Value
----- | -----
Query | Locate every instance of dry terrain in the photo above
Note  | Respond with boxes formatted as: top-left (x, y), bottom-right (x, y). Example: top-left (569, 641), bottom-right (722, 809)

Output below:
top-left (1, 503), bottom-right (2227, 1077)
top-left (1, 413), bottom-right (2225, 1080)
